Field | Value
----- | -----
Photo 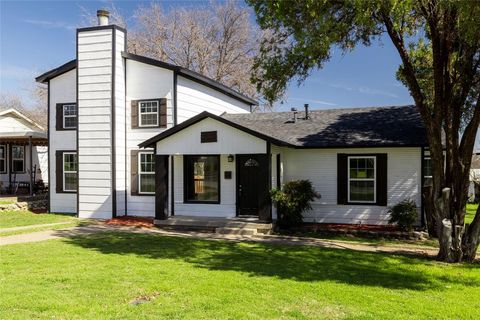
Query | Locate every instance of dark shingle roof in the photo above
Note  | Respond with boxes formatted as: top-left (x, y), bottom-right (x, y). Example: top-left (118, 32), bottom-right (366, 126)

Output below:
top-left (222, 105), bottom-right (427, 148)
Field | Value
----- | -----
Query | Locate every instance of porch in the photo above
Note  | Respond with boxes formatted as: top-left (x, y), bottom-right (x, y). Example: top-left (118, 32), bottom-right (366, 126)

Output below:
top-left (0, 134), bottom-right (48, 195)
top-left (154, 215), bottom-right (274, 235)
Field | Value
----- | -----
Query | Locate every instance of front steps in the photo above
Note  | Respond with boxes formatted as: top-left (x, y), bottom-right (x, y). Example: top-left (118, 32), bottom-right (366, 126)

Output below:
top-left (154, 216), bottom-right (273, 235)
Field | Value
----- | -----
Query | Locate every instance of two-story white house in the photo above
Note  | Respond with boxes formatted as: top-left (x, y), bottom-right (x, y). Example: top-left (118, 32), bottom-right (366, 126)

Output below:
top-left (36, 10), bottom-right (255, 219)
top-left (37, 11), bottom-right (431, 227)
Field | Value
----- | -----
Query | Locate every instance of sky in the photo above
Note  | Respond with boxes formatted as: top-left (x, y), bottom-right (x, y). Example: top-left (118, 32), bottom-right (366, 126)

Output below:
top-left (0, 0), bottom-right (478, 150)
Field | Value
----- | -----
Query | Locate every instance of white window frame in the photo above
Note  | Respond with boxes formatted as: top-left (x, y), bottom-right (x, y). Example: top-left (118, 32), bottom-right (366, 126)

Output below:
top-left (63, 104), bottom-right (77, 129)
top-left (11, 145), bottom-right (24, 173)
top-left (138, 100), bottom-right (159, 127)
top-left (63, 152), bottom-right (77, 192)
top-left (138, 151), bottom-right (155, 194)
top-left (347, 156), bottom-right (376, 204)
top-left (0, 145), bottom-right (6, 173)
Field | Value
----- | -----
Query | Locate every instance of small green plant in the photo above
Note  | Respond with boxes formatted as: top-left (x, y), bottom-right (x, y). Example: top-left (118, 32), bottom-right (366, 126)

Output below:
top-left (271, 180), bottom-right (320, 228)
top-left (388, 199), bottom-right (418, 231)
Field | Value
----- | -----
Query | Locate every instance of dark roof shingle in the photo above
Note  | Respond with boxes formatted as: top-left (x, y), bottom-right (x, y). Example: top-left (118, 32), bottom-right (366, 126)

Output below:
top-left (222, 105), bottom-right (427, 148)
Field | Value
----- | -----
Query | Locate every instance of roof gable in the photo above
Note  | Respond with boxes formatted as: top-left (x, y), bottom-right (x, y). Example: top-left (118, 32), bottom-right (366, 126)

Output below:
top-left (0, 108), bottom-right (45, 132)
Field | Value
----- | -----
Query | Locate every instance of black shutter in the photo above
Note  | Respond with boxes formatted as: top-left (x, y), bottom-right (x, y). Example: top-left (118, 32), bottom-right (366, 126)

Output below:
top-left (337, 154), bottom-right (348, 204)
top-left (131, 150), bottom-right (139, 195)
top-left (376, 153), bottom-right (388, 206)
top-left (159, 98), bottom-right (167, 128)
top-left (55, 151), bottom-right (63, 193)
top-left (131, 100), bottom-right (139, 129)
top-left (56, 104), bottom-right (63, 130)
top-left (155, 155), bottom-right (169, 219)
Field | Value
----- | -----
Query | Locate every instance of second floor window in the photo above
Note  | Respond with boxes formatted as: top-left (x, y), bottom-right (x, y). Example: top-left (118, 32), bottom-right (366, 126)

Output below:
top-left (139, 101), bottom-right (159, 127)
top-left (63, 104), bottom-right (77, 129)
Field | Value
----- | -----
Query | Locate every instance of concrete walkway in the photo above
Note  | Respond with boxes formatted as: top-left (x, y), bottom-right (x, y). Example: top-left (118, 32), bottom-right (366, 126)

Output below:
top-left (0, 223), bottom-right (445, 258)
top-left (0, 221), bottom-right (74, 233)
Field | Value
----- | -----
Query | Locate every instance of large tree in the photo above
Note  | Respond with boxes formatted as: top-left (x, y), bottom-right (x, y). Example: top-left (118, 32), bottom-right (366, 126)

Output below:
top-left (247, 0), bottom-right (480, 262)
top-left (82, 1), bottom-right (265, 108)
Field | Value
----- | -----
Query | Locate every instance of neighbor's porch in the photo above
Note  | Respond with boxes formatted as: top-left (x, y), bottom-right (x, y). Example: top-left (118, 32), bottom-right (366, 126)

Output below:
top-left (0, 134), bottom-right (48, 195)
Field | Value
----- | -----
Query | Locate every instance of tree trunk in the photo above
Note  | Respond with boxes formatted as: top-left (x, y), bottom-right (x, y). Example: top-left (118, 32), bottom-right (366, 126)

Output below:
top-left (462, 204), bottom-right (480, 262)
top-left (423, 185), bottom-right (438, 237)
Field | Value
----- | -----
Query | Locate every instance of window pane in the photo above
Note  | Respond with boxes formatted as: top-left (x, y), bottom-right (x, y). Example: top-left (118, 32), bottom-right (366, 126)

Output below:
top-left (140, 153), bottom-right (155, 173)
top-left (350, 181), bottom-right (375, 202)
top-left (64, 154), bottom-right (77, 171)
top-left (13, 160), bottom-right (23, 172)
top-left (12, 146), bottom-right (23, 159)
top-left (186, 156), bottom-right (219, 202)
top-left (0, 159), bottom-right (4, 172)
top-left (424, 158), bottom-right (432, 177)
top-left (64, 116), bottom-right (77, 128)
top-left (0, 146), bottom-right (5, 159)
top-left (140, 174), bottom-right (155, 193)
top-left (140, 114), bottom-right (158, 126)
top-left (64, 105), bottom-right (76, 115)
top-left (64, 172), bottom-right (77, 191)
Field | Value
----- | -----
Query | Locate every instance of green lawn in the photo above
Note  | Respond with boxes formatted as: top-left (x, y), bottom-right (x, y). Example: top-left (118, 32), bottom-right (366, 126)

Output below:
top-left (0, 210), bottom-right (76, 229)
top-left (0, 197), bottom-right (16, 205)
top-left (1, 232), bottom-right (479, 319)
top-left (466, 203), bottom-right (478, 224)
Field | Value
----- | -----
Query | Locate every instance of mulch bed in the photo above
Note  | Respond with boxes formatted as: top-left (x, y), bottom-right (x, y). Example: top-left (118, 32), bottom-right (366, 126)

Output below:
top-left (302, 223), bottom-right (400, 232)
top-left (105, 216), bottom-right (155, 228)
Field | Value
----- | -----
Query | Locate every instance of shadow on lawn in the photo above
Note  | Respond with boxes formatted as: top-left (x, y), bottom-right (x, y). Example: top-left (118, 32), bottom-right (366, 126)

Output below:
top-left (61, 232), bottom-right (479, 291)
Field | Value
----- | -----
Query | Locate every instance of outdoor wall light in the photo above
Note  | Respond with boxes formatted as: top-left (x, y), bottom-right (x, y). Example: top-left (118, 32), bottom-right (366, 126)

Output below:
top-left (227, 154), bottom-right (235, 162)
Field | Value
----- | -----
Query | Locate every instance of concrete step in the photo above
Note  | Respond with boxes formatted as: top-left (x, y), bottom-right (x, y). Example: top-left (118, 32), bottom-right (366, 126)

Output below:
top-left (216, 227), bottom-right (257, 235)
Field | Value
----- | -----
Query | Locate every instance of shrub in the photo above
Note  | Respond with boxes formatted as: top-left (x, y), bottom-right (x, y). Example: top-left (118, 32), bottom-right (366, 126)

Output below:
top-left (271, 180), bottom-right (320, 228)
top-left (388, 199), bottom-right (418, 231)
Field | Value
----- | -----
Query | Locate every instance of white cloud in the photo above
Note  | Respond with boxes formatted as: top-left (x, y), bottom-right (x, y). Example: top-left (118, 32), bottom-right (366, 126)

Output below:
top-left (330, 83), bottom-right (399, 98)
top-left (289, 97), bottom-right (337, 106)
top-left (23, 19), bottom-right (75, 30)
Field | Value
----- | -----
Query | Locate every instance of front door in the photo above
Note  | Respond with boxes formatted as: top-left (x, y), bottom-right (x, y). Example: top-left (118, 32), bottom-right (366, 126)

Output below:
top-left (236, 154), bottom-right (270, 219)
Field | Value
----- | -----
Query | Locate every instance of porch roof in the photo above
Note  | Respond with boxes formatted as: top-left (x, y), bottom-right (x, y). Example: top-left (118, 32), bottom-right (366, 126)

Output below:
top-left (139, 105), bottom-right (428, 149)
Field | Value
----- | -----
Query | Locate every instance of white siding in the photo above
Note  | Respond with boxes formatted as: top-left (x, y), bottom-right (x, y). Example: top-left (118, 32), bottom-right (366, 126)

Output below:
top-left (114, 30), bottom-right (126, 216)
top-left (282, 147), bottom-right (422, 225)
top-left (155, 117), bottom-right (266, 155)
top-left (125, 59), bottom-right (174, 216)
top-left (49, 69), bottom-right (77, 213)
top-left (77, 28), bottom-right (113, 219)
top-left (176, 76), bottom-right (250, 123)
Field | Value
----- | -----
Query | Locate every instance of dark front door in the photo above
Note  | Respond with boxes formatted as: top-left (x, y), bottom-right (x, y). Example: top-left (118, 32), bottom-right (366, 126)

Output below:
top-left (236, 154), bottom-right (270, 220)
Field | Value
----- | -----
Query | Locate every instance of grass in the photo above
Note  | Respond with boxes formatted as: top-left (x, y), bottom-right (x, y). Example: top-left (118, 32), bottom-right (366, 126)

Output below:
top-left (0, 210), bottom-right (77, 229)
top-left (0, 220), bottom-right (92, 237)
top-left (466, 203), bottom-right (478, 224)
top-left (0, 197), bottom-right (16, 205)
top-left (1, 232), bottom-right (479, 319)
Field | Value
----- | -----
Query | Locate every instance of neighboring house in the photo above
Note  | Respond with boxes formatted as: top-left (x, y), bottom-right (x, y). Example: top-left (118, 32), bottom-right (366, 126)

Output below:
top-left (36, 11), bottom-right (255, 217)
top-left (37, 11), bottom-right (430, 225)
top-left (0, 108), bottom-right (48, 194)
top-left (469, 154), bottom-right (480, 202)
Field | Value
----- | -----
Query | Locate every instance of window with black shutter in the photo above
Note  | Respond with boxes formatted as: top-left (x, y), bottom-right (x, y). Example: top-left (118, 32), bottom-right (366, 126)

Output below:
top-left (337, 153), bottom-right (387, 206)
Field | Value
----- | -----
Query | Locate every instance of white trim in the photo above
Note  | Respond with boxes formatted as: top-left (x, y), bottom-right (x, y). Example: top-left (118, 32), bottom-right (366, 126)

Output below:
top-left (63, 152), bottom-right (77, 192)
top-left (347, 156), bottom-right (376, 203)
top-left (11, 145), bottom-right (25, 173)
top-left (138, 100), bottom-right (159, 127)
top-left (138, 151), bottom-right (155, 194)
top-left (0, 145), bottom-right (6, 173)
top-left (62, 104), bottom-right (77, 129)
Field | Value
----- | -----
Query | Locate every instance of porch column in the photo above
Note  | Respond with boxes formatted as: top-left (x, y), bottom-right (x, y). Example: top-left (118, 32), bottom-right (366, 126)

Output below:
top-left (29, 136), bottom-right (33, 196)
top-left (155, 155), bottom-right (169, 220)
